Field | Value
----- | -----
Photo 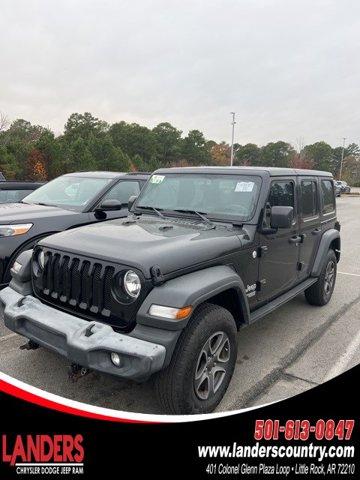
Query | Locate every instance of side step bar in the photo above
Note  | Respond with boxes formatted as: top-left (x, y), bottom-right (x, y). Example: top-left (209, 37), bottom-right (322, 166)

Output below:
top-left (249, 278), bottom-right (318, 324)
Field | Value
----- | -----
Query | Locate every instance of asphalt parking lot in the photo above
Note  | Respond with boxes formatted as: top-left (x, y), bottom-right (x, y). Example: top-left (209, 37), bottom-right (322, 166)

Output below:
top-left (0, 196), bottom-right (359, 414)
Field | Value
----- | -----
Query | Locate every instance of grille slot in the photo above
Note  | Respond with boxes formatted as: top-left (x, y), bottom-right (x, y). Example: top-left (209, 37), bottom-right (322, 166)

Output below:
top-left (71, 258), bottom-right (81, 304)
top-left (92, 263), bottom-right (103, 313)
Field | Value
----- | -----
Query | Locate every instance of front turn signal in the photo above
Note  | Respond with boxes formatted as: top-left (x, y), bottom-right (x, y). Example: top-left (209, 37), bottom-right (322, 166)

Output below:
top-left (148, 304), bottom-right (193, 320)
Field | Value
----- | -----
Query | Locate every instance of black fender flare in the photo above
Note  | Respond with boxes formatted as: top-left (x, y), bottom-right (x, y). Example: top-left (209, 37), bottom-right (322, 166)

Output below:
top-left (311, 229), bottom-right (340, 277)
top-left (136, 265), bottom-right (250, 331)
top-left (4, 232), bottom-right (59, 285)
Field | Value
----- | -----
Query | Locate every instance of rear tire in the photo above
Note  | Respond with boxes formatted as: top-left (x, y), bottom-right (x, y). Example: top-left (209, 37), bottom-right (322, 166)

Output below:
top-left (155, 303), bottom-right (237, 414)
top-left (305, 249), bottom-right (337, 306)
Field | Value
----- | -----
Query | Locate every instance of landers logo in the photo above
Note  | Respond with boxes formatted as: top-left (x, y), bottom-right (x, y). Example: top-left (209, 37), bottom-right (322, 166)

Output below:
top-left (1, 434), bottom-right (84, 475)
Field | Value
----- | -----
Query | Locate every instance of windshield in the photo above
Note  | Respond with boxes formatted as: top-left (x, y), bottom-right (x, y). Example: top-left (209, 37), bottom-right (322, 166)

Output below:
top-left (23, 175), bottom-right (112, 209)
top-left (136, 173), bottom-right (262, 222)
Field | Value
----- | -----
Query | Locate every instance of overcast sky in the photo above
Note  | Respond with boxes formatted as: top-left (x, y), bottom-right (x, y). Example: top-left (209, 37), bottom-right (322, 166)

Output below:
top-left (1, 0), bottom-right (360, 147)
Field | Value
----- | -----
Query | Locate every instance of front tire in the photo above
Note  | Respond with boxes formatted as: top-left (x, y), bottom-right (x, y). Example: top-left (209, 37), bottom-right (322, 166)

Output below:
top-left (305, 249), bottom-right (337, 306)
top-left (155, 303), bottom-right (237, 414)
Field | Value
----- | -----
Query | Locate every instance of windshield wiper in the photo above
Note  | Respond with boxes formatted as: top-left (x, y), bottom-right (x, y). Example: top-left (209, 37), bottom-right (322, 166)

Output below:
top-left (136, 205), bottom-right (165, 219)
top-left (171, 209), bottom-right (214, 226)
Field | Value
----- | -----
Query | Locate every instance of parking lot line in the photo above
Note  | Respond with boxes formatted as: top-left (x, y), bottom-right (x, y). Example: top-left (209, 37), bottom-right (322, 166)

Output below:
top-left (338, 271), bottom-right (360, 277)
top-left (324, 328), bottom-right (360, 382)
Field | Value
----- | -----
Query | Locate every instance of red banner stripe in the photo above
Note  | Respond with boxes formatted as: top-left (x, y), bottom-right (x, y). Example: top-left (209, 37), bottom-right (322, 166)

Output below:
top-left (0, 379), bottom-right (157, 424)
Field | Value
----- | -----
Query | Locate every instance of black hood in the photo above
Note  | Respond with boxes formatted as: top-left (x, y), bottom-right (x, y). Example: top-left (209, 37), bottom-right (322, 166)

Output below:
top-left (40, 216), bottom-right (249, 278)
top-left (0, 203), bottom-right (78, 222)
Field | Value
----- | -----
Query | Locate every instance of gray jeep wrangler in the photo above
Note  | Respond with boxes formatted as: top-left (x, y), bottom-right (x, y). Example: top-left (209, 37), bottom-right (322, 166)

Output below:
top-left (0, 167), bottom-right (340, 414)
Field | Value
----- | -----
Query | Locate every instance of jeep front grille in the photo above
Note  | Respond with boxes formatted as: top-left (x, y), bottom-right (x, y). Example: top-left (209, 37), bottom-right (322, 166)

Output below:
top-left (32, 248), bottom-right (147, 329)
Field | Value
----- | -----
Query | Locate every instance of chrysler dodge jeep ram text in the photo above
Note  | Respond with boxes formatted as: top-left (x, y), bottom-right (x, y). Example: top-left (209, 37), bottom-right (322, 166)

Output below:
top-left (0, 167), bottom-right (340, 414)
top-left (0, 171), bottom-right (149, 287)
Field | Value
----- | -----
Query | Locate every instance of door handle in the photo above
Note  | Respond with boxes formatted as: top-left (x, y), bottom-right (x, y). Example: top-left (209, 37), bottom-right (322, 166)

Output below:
top-left (312, 228), bottom-right (321, 235)
top-left (258, 245), bottom-right (268, 256)
top-left (289, 235), bottom-right (302, 244)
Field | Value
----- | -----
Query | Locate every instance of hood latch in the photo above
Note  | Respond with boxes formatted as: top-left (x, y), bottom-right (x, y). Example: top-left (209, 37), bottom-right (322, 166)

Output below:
top-left (150, 265), bottom-right (164, 285)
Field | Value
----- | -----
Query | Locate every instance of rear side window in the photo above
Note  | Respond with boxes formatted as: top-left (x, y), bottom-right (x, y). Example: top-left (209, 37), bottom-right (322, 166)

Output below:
top-left (300, 180), bottom-right (318, 218)
top-left (321, 180), bottom-right (335, 214)
top-left (268, 180), bottom-right (294, 207)
top-left (0, 189), bottom-right (31, 203)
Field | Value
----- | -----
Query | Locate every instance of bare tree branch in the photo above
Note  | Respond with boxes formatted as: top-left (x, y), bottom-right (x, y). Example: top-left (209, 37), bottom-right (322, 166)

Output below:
top-left (0, 112), bottom-right (9, 132)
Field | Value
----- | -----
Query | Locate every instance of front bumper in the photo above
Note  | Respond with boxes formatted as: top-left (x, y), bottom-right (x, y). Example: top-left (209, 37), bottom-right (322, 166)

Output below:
top-left (0, 287), bottom-right (166, 381)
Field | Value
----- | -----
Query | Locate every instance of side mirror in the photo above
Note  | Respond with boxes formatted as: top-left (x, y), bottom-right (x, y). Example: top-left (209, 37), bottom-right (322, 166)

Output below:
top-left (98, 199), bottom-right (122, 211)
top-left (128, 195), bottom-right (138, 211)
top-left (270, 206), bottom-right (294, 229)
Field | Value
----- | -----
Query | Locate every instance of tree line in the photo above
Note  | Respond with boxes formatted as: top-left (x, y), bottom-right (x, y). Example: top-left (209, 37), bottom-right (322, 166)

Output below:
top-left (0, 112), bottom-right (359, 186)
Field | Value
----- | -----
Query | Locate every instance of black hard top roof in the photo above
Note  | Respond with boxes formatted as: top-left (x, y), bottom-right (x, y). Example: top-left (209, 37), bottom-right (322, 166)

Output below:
top-left (154, 166), bottom-right (333, 177)
top-left (63, 171), bottom-right (151, 180)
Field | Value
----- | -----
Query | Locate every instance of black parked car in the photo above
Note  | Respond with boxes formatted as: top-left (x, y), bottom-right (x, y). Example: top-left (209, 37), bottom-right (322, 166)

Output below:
top-left (0, 181), bottom-right (44, 204)
top-left (1, 167), bottom-right (340, 414)
top-left (0, 171), bottom-right (149, 287)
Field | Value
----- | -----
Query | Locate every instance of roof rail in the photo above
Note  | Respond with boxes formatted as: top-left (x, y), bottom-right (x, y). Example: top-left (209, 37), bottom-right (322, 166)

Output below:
top-left (126, 171), bottom-right (152, 175)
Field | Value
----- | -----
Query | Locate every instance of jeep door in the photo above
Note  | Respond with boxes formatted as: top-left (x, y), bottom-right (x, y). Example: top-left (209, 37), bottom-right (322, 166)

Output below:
top-left (297, 177), bottom-right (336, 278)
top-left (297, 177), bottom-right (321, 278)
top-left (258, 178), bottom-right (300, 302)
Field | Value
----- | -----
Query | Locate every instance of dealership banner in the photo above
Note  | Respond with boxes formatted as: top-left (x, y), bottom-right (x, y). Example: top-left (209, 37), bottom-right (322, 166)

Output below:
top-left (0, 364), bottom-right (358, 479)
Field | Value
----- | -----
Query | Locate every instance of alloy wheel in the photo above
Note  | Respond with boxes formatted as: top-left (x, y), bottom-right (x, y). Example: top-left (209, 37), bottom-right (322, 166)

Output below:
top-left (194, 331), bottom-right (231, 400)
top-left (324, 260), bottom-right (336, 296)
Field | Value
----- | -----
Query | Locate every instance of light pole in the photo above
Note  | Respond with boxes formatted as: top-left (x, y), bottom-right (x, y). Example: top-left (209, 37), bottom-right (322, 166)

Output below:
top-left (230, 112), bottom-right (236, 166)
top-left (339, 137), bottom-right (346, 180)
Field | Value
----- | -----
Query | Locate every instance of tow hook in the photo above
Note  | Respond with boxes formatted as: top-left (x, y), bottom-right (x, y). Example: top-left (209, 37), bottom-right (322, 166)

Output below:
top-left (20, 340), bottom-right (40, 350)
top-left (68, 363), bottom-right (91, 382)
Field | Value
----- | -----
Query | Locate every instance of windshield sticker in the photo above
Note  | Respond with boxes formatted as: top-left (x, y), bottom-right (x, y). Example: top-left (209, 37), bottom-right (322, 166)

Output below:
top-left (235, 181), bottom-right (254, 192)
top-left (151, 175), bottom-right (165, 184)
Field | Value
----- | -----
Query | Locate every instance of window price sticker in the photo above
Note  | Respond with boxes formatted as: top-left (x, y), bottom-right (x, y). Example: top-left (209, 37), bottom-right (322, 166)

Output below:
top-left (235, 181), bottom-right (254, 192)
top-left (150, 175), bottom-right (165, 184)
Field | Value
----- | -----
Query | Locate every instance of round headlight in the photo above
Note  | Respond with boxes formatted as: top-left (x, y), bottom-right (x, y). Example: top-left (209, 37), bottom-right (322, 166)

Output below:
top-left (123, 270), bottom-right (141, 299)
top-left (38, 250), bottom-right (45, 270)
